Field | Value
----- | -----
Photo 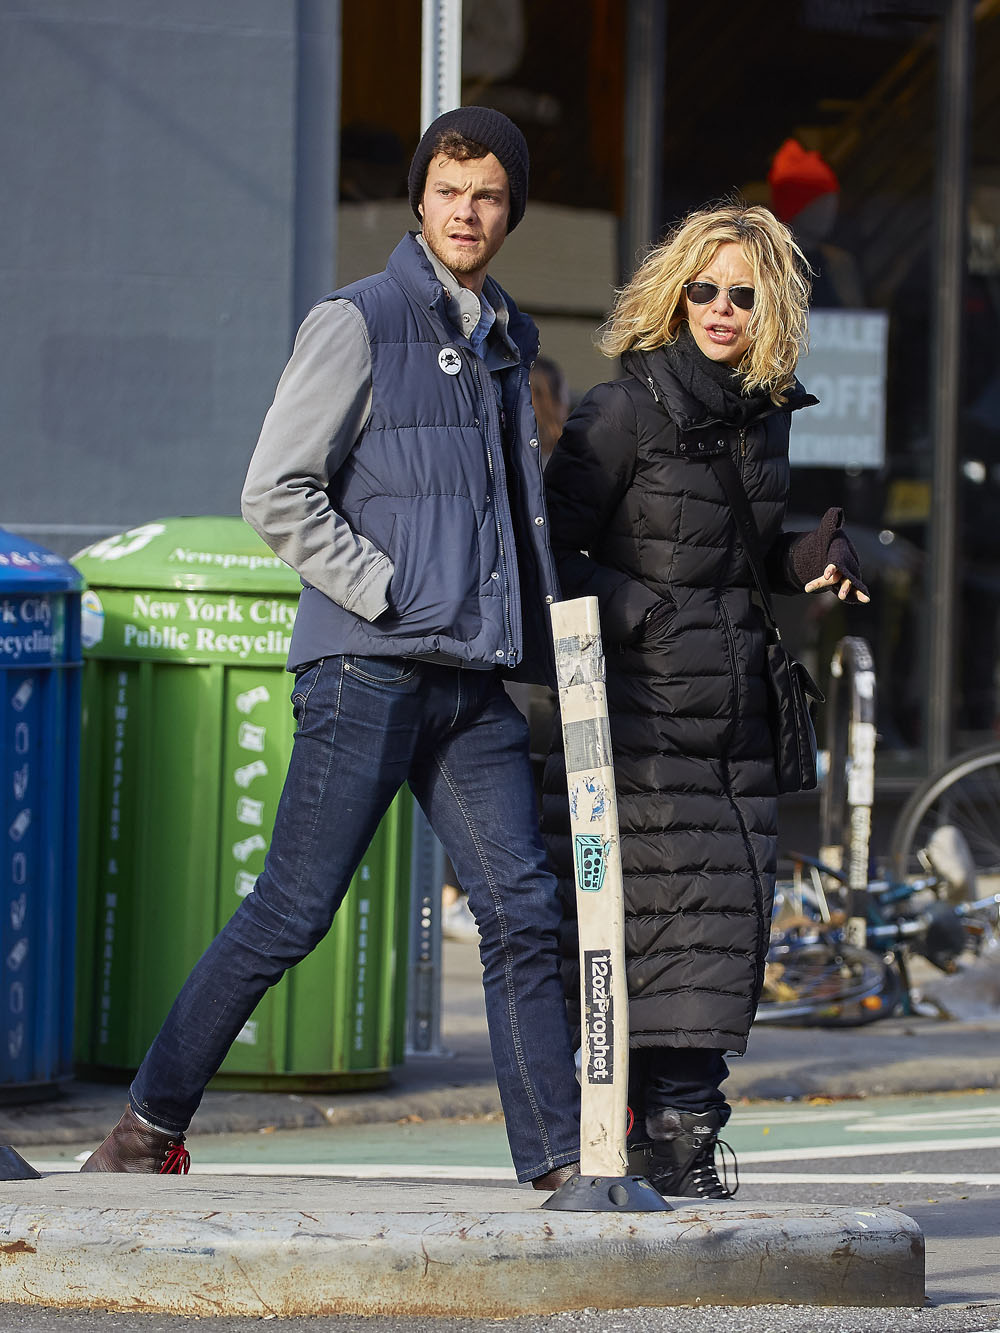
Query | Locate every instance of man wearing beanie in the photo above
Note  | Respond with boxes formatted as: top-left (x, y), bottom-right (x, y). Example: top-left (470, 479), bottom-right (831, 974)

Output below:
top-left (81, 107), bottom-right (581, 1192)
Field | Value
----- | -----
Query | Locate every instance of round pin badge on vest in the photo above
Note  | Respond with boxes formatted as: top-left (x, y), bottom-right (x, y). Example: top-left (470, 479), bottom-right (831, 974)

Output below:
top-left (438, 347), bottom-right (462, 375)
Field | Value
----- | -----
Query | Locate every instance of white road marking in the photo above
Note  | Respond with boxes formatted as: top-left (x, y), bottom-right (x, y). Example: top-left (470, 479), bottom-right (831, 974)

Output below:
top-left (738, 1172), bottom-right (1000, 1185)
top-left (731, 1104), bottom-right (1000, 1131)
top-left (733, 1108), bottom-right (878, 1126)
top-left (847, 1107), bottom-right (1000, 1133)
top-left (737, 1134), bottom-right (1000, 1162)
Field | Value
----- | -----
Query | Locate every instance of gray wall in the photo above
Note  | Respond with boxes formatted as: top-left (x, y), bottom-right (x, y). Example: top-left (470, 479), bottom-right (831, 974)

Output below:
top-left (1, 0), bottom-right (338, 556)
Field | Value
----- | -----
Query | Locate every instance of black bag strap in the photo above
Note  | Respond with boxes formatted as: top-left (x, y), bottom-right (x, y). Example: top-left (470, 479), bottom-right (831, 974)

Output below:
top-left (707, 452), bottom-right (781, 639)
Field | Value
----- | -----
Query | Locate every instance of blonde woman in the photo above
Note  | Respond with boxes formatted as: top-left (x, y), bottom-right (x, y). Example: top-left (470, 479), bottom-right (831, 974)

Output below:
top-left (542, 203), bottom-right (869, 1199)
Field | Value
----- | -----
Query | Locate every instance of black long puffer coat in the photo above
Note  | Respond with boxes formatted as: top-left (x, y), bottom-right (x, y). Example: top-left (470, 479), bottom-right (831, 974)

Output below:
top-left (542, 332), bottom-right (816, 1055)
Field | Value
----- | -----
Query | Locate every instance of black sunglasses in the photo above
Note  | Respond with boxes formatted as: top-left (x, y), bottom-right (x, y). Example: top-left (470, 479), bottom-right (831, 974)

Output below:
top-left (683, 281), bottom-right (755, 311)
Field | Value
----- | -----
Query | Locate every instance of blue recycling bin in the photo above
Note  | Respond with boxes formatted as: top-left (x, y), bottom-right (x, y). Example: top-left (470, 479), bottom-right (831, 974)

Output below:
top-left (0, 530), bottom-right (83, 1101)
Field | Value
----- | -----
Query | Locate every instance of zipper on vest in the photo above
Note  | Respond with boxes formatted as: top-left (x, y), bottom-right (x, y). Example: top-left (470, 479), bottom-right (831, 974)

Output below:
top-left (738, 427), bottom-right (747, 482)
top-left (470, 355), bottom-right (518, 665)
top-left (646, 375), bottom-right (660, 403)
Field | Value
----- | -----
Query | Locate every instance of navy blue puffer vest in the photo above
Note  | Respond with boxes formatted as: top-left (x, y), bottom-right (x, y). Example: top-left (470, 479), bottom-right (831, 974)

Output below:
top-left (287, 233), bottom-right (559, 680)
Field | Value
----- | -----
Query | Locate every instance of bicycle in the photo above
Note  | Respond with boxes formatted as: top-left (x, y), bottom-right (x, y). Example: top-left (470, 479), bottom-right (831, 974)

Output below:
top-left (757, 849), bottom-right (977, 1025)
top-left (756, 638), bottom-right (999, 1027)
top-left (889, 741), bottom-right (1000, 908)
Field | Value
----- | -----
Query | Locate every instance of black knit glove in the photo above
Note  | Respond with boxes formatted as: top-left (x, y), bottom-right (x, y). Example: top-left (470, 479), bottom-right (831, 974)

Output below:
top-left (789, 507), bottom-right (869, 601)
top-left (826, 531), bottom-right (868, 598)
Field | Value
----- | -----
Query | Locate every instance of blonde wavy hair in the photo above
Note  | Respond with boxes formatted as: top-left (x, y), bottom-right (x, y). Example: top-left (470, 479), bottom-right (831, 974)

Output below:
top-left (600, 203), bottom-right (812, 401)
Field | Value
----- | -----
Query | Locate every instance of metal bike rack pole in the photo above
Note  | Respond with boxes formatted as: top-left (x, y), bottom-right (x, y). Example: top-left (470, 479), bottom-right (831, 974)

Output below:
top-left (405, 807), bottom-right (451, 1058)
top-left (819, 636), bottom-right (877, 946)
top-left (403, 0), bottom-right (464, 1063)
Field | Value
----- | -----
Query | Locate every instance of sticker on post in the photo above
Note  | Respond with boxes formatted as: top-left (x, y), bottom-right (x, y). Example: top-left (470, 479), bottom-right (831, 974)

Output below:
top-left (574, 833), bottom-right (609, 892)
top-left (570, 776), bottom-right (608, 822)
top-left (583, 775), bottom-right (607, 820)
top-left (584, 949), bottom-right (614, 1084)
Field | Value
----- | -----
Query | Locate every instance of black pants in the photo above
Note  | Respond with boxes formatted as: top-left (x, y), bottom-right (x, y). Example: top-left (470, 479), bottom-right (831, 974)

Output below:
top-left (629, 1047), bottom-right (731, 1132)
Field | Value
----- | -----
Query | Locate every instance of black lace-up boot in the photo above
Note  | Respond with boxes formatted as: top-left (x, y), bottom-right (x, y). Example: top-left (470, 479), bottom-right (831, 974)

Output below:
top-left (645, 1107), bottom-right (738, 1199)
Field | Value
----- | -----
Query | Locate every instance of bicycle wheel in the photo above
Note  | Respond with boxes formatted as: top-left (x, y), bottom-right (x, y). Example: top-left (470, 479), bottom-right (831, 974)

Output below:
top-left (756, 940), bottom-right (897, 1027)
top-left (889, 743), bottom-right (1000, 892)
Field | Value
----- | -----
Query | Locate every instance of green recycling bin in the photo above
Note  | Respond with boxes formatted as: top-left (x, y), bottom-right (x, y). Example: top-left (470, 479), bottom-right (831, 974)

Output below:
top-left (73, 518), bottom-right (411, 1090)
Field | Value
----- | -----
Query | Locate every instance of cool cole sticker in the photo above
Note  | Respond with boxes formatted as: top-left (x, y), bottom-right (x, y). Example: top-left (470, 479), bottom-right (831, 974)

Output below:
top-left (573, 832), bottom-right (608, 891)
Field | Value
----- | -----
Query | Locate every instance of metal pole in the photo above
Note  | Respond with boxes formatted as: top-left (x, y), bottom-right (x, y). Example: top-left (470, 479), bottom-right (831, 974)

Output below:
top-left (405, 807), bottom-right (449, 1057)
top-left (292, 0), bottom-right (340, 331)
top-left (845, 640), bottom-right (877, 946)
top-left (421, 0), bottom-right (463, 130)
top-left (405, 0), bottom-right (464, 1060)
top-left (619, 0), bottom-right (666, 282)
top-left (819, 638), bottom-right (877, 944)
top-left (818, 670), bottom-right (845, 875)
top-left (926, 0), bottom-right (973, 769)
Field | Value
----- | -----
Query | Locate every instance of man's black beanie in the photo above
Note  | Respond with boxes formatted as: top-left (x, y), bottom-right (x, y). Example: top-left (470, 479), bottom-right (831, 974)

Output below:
top-left (407, 106), bottom-right (529, 233)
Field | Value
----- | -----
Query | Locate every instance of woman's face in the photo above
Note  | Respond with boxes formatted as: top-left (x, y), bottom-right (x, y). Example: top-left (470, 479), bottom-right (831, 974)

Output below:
top-left (683, 242), bottom-right (754, 366)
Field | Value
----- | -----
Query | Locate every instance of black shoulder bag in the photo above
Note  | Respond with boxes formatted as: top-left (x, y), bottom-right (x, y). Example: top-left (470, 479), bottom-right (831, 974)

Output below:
top-left (709, 452), bottom-right (824, 794)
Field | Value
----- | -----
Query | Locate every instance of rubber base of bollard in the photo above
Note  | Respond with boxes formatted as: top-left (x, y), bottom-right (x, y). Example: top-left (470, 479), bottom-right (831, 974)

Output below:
top-left (0, 1146), bottom-right (41, 1180)
top-left (541, 1173), bottom-right (672, 1212)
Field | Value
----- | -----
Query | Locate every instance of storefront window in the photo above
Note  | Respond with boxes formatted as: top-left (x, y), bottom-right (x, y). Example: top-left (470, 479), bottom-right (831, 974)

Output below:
top-left (959, 11), bottom-right (1000, 750)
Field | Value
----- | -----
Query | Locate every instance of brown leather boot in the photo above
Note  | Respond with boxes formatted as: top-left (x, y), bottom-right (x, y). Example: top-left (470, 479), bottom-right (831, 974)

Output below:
top-left (80, 1106), bottom-right (190, 1174)
top-left (531, 1161), bottom-right (580, 1191)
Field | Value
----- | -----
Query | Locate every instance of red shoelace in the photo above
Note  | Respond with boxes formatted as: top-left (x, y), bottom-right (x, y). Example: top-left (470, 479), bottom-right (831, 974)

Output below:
top-left (160, 1143), bottom-right (191, 1174)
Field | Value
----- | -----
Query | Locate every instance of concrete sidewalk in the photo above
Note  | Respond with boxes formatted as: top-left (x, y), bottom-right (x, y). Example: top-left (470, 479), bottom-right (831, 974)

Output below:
top-left (0, 1172), bottom-right (924, 1317)
top-left (0, 941), bottom-right (994, 1317)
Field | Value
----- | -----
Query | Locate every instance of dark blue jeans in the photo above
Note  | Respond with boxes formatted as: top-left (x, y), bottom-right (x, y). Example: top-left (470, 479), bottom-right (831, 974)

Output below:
top-left (130, 656), bottom-right (580, 1181)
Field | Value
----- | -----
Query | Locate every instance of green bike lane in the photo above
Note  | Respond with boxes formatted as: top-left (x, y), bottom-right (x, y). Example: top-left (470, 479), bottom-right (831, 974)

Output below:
top-left (28, 1089), bottom-right (1000, 1183)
